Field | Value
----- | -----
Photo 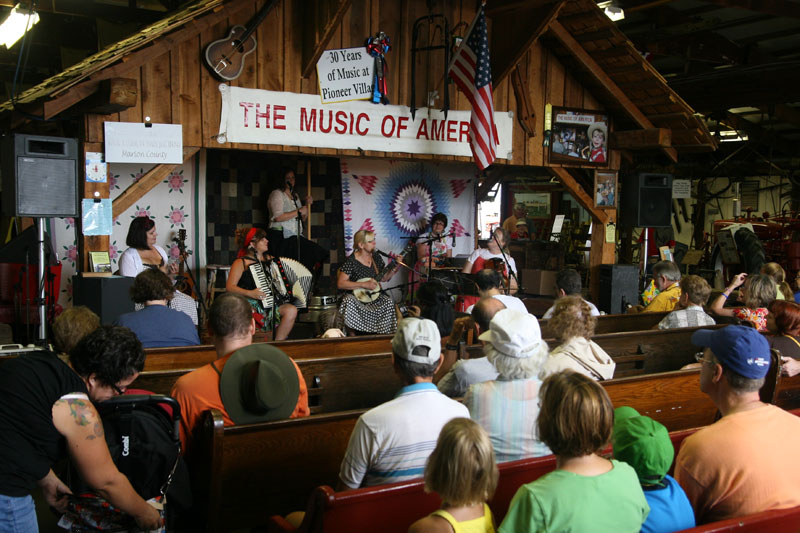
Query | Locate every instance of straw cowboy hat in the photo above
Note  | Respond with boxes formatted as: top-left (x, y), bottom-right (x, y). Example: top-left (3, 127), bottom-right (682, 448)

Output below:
top-left (587, 122), bottom-right (607, 140)
top-left (219, 344), bottom-right (300, 424)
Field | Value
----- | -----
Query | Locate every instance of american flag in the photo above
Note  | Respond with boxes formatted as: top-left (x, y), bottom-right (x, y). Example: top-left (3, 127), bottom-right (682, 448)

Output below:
top-left (448, 6), bottom-right (498, 170)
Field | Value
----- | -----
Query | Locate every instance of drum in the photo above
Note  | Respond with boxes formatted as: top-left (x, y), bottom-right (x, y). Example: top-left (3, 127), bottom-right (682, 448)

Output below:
top-left (305, 295), bottom-right (338, 323)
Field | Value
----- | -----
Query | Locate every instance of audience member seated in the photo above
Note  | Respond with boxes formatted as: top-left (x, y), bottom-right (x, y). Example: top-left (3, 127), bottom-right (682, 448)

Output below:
top-left (613, 406), bottom-right (695, 533)
top-left (52, 306), bottom-right (100, 355)
top-left (465, 309), bottom-right (551, 462)
top-left (437, 298), bottom-right (505, 398)
top-left (499, 371), bottom-right (649, 532)
top-left (408, 281), bottom-right (455, 336)
top-left (171, 293), bottom-right (309, 454)
top-left (461, 228), bottom-right (518, 294)
top-left (338, 318), bottom-right (469, 489)
top-left (0, 326), bottom-right (162, 531)
top-left (465, 269), bottom-right (527, 314)
top-left (408, 418), bottom-right (499, 533)
top-left (629, 261), bottom-right (682, 314)
top-left (675, 326), bottom-right (800, 523)
top-left (709, 273), bottom-right (775, 331)
top-left (315, 308), bottom-right (347, 338)
top-left (761, 262), bottom-right (794, 301)
top-left (657, 275), bottom-right (715, 330)
top-left (115, 270), bottom-right (200, 348)
top-left (766, 300), bottom-right (800, 362)
top-left (539, 296), bottom-right (615, 381)
top-left (541, 268), bottom-right (600, 319)
top-left (510, 220), bottom-right (530, 240)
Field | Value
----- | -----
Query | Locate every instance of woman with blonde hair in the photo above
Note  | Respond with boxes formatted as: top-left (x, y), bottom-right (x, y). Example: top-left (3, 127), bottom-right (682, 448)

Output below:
top-left (710, 273), bottom-right (775, 331)
top-left (539, 296), bottom-right (615, 381)
top-left (499, 371), bottom-right (648, 532)
top-left (408, 418), bottom-right (499, 533)
top-left (761, 262), bottom-right (794, 301)
top-left (336, 229), bottom-right (399, 334)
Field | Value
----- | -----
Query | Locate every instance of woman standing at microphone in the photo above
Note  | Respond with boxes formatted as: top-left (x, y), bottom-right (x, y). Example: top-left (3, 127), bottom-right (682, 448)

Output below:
top-left (268, 168), bottom-right (313, 239)
top-left (337, 230), bottom-right (401, 335)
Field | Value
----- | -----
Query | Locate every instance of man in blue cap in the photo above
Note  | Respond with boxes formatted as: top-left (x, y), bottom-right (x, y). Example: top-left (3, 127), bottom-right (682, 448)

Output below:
top-left (674, 325), bottom-right (800, 524)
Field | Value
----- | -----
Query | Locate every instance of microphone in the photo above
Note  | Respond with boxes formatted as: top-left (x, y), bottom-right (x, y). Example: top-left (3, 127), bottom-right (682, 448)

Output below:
top-left (451, 231), bottom-right (456, 247)
top-left (376, 250), bottom-right (392, 259)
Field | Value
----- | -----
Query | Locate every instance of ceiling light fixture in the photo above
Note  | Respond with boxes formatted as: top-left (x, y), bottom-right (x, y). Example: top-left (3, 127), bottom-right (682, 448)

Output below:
top-left (597, 1), bottom-right (625, 22)
top-left (0, 4), bottom-right (39, 49)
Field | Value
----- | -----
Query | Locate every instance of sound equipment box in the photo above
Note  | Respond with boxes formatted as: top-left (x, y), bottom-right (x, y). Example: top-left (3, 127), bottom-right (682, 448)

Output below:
top-left (1, 134), bottom-right (78, 217)
top-left (598, 264), bottom-right (640, 314)
top-left (73, 275), bottom-right (135, 325)
top-left (621, 173), bottom-right (673, 228)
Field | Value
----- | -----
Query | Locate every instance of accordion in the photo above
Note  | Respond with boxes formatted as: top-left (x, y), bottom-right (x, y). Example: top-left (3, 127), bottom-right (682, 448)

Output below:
top-left (249, 257), bottom-right (313, 309)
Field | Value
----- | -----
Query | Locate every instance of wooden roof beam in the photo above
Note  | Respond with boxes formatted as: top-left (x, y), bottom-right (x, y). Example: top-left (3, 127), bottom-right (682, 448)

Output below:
top-left (549, 167), bottom-right (609, 224)
top-left (547, 20), bottom-right (678, 162)
top-left (703, 0), bottom-right (800, 18)
top-left (489, 1), bottom-right (566, 86)
top-left (301, 0), bottom-right (353, 79)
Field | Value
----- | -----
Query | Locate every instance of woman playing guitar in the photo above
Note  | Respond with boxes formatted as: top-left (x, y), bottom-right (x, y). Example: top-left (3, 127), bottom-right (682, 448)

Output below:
top-left (337, 229), bottom-right (401, 335)
top-left (461, 227), bottom-right (519, 293)
top-left (226, 227), bottom-right (298, 340)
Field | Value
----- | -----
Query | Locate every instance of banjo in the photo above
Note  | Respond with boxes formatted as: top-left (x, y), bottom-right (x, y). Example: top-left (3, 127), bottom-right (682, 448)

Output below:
top-left (353, 241), bottom-right (414, 303)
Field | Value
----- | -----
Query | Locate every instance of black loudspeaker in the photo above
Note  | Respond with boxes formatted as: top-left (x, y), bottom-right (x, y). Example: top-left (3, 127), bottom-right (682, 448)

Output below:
top-left (1, 134), bottom-right (78, 217)
top-left (621, 173), bottom-right (673, 228)
top-left (73, 275), bottom-right (135, 325)
top-left (598, 264), bottom-right (640, 314)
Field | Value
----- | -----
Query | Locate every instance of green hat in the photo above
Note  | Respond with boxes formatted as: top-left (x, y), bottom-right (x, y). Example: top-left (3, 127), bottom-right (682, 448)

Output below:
top-left (219, 344), bottom-right (300, 424)
top-left (612, 407), bottom-right (673, 486)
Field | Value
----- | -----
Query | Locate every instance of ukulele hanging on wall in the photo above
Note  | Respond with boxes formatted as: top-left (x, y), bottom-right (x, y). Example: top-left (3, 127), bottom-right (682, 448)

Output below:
top-left (204, 0), bottom-right (279, 81)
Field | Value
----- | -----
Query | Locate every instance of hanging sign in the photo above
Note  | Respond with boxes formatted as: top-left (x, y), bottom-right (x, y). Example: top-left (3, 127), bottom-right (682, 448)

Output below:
top-left (217, 86), bottom-right (514, 160)
top-left (316, 47), bottom-right (375, 103)
top-left (104, 122), bottom-right (183, 164)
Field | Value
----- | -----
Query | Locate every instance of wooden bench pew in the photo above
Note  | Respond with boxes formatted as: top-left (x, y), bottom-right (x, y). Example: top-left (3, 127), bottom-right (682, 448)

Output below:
top-left (538, 310), bottom-right (669, 338)
top-left (188, 369), bottom-right (725, 531)
top-left (680, 506), bottom-right (800, 532)
top-left (267, 426), bottom-right (701, 533)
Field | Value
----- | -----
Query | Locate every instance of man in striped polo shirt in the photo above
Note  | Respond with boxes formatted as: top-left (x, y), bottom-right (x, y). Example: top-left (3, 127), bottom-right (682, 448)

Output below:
top-left (338, 318), bottom-right (469, 489)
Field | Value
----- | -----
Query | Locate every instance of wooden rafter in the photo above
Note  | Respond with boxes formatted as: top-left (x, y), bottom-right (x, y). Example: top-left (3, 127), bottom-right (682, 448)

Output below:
top-left (112, 147), bottom-right (200, 216)
top-left (548, 167), bottom-right (609, 224)
top-left (489, 0), bottom-right (566, 86)
top-left (703, 0), bottom-right (800, 18)
top-left (547, 20), bottom-right (678, 163)
top-left (301, 0), bottom-right (353, 79)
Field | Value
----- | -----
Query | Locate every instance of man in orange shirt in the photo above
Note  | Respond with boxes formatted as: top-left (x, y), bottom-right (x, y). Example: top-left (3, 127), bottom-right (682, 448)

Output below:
top-left (675, 325), bottom-right (800, 523)
top-left (171, 293), bottom-right (309, 454)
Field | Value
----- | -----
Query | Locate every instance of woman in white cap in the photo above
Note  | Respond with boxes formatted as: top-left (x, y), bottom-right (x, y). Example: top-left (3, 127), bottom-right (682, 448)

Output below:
top-left (463, 309), bottom-right (550, 462)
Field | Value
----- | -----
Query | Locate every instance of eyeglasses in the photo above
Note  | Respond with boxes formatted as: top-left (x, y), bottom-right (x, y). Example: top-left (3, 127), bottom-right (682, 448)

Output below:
top-left (694, 352), bottom-right (715, 365)
top-left (110, 382), bottom-right (127, 396)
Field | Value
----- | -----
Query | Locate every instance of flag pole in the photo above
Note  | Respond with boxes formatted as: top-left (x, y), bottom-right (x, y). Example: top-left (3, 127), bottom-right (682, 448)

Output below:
top-left (446, 4), bottom-right (483, 74)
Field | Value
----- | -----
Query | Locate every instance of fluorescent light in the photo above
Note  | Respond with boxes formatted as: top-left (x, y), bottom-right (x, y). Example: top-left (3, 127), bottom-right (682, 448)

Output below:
top-left (0, 4), bottom-right (39, 49)
top-left (597, 1), bottom-right (625, 21)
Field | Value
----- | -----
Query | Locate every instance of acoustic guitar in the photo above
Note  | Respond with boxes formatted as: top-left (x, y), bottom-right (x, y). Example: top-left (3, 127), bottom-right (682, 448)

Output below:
top-left (203, 0), bottom-right (278, 81)
top-left (353, 241), bottom-right (414, 304)
top-left (174, 229), bottom-right (197, 299)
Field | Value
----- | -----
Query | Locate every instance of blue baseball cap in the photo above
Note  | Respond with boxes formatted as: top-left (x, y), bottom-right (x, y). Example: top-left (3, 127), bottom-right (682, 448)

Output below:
top-left (691, 325), bottom-right (770, 379)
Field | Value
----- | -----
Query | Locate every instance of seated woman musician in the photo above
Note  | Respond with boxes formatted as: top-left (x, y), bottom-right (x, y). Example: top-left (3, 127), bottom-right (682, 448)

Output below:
top-left (225, 227), bottom-right (299, 340)
top-left (337, 229), bottom-right (400, 335)
top-left (461, 227), bottom-right (519, 293)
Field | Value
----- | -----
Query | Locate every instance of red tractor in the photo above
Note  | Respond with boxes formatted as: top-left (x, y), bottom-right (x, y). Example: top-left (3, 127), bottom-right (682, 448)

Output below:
top-left (710, 212), bottom-right (800, 288)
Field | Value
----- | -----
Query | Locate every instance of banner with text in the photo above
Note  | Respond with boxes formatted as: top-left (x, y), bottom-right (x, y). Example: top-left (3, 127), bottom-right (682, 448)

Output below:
top-left (217, 86), bottom-right (513, 160)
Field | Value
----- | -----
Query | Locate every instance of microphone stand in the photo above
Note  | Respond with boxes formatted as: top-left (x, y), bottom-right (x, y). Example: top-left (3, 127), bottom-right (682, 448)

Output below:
top-left (288, 183), bottom-right (302, 262)
top-left (491, 232), bottom-right (522, 295)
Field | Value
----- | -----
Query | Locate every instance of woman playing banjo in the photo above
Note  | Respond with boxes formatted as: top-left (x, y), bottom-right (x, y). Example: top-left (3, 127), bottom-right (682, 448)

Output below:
top-left (336, 229), bottom-right (400, 335)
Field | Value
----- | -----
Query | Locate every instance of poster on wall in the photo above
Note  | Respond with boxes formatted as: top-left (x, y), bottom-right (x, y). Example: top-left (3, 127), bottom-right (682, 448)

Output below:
top-left (548, 107), bottom-right (610, 166)
top-left (340, 158), bottom-right (476, 298)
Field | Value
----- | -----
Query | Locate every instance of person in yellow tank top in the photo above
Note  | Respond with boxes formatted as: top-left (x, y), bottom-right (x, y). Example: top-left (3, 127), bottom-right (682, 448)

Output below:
top-left (408, 418), bottom-right (498, 533)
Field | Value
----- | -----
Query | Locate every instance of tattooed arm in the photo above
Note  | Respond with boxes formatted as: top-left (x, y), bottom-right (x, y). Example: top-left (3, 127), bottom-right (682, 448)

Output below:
top-left (52, 396), bottom-right (161, 530)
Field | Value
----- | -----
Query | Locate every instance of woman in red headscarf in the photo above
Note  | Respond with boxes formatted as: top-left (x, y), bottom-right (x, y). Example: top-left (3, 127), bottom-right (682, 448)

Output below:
top-left (226, 227), bottom-right (298, 340)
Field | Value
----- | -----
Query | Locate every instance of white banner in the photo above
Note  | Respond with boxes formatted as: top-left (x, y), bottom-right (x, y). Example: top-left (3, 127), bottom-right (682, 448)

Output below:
top-left (217, 86), bottom-right (513, 160)
top-left (104, 122), bottom-right (183, 164)
top-left (316, 47), bottom-right (374, 103)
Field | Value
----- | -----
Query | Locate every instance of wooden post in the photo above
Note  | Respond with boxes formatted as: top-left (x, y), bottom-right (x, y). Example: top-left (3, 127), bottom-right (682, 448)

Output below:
top-left (306, 159), bottom-right (312, 240)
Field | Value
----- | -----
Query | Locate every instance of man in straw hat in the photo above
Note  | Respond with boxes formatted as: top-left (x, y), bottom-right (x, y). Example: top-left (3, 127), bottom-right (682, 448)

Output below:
top-left (613, 406), bottom-right (695, 532)
top-left (464, 309), bottom-right (551, 462)
top-left (675, 325), bottom-right (800, 523)
top-left (338, 317), bottom-right (468, 489)
top-left (171, 293), bottom-right (309, 453)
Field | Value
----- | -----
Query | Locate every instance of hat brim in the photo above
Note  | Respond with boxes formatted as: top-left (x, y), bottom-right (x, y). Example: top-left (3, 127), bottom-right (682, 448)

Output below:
top-left (219, 344), bottom-right (300, 425)
top-left (691, 328), bottom-right (716, 348)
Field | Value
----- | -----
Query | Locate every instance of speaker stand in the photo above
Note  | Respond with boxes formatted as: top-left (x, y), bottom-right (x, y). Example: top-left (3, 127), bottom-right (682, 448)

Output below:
top-left (35, 218), bottom-right (47, 347)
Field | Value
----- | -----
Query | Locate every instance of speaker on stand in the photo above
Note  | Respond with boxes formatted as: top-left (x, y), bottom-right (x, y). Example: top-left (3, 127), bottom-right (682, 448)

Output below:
top-left (621, 173), bottom-right (673, 228)
top-left (1, 134), bottom-right (79, 345)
